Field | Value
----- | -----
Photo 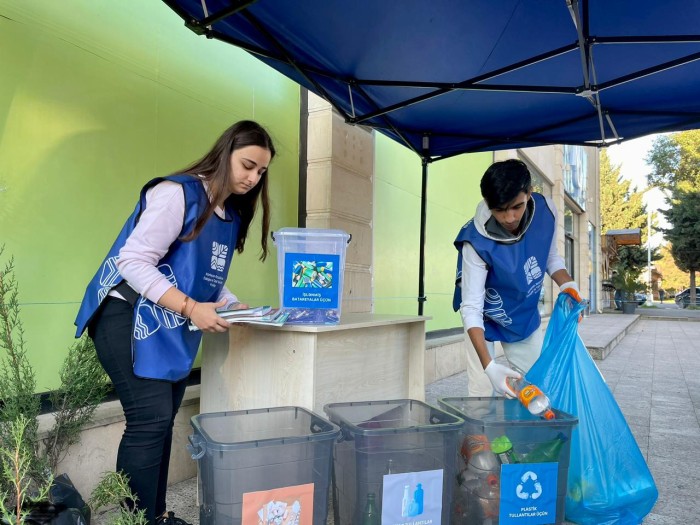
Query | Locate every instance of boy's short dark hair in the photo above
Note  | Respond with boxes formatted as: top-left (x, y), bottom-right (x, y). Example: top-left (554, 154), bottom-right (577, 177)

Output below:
top-left (480, 159), bottom-right (532, 209)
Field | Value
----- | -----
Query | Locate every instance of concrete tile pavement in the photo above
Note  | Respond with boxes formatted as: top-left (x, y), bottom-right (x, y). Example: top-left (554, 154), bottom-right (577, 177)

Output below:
top-left (600, 317), bottom-right (700, 524)
top-left (114, 310), bottom-right (700, 525)
top-left (426, 312), bottom-right (700, 524)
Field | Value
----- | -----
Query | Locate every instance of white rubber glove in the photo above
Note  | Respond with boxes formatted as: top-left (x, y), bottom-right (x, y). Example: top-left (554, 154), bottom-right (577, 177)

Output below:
top-left (484, 361), bottom-right (522, 399)
top-left (559, 281), bottom-right (582, 303)
top-left (559, 281), bottom-right (584, 322)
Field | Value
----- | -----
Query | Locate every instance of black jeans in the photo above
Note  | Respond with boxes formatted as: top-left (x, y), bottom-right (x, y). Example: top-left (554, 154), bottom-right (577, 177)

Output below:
top-left (89, 297), bottom-right (187, 525)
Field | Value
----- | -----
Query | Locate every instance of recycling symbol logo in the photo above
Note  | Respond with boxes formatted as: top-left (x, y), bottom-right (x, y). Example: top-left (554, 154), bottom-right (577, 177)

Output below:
top-left (516, 471), bottom-right (543, 500)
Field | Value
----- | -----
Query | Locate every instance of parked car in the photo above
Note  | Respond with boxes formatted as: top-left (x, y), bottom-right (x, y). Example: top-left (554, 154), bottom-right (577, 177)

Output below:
top-left (634, 292), bottom-right (646, 305)
top-left (675, 287), bottom-right (699, 308)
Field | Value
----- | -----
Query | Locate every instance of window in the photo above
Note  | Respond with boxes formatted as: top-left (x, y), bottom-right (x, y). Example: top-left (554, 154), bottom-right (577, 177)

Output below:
top-left (588, 222), bottom-right (597, 310)
top-left (529, 168), bottom-right (550, 198)
top-left (562, 145), bottom-right (587, 209)
top-left (564, 206), bottom-right (575, 279)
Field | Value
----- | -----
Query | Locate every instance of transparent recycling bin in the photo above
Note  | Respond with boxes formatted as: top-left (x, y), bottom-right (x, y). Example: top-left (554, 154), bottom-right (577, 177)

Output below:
top-left (324, 399), bottom-right (463, 525)
top-left (272, 227), bottom-right (350, 324)
top-left (439, 396), bottom-right (578, 525)
top-left (189, 406), bottom-right (339, 525)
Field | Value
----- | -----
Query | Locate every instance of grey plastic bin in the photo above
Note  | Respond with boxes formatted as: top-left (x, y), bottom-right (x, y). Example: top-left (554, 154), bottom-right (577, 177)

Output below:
top-left (324, 399), bottom-right (463, 525)
top-left (189, 406), bottom-right (339, 525)
top-left (439, 397), bottom-right (578, 525)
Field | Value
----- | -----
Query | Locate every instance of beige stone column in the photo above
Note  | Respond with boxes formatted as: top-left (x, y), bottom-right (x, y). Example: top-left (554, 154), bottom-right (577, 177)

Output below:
top-left (305, 93), bottom-right (374, 313)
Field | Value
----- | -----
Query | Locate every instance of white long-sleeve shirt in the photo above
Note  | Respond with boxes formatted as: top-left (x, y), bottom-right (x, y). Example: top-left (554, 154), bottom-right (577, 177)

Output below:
top-left (459, 196), bottom-right (566, 331)
top-left (109, 180), bottom-right (239, 307)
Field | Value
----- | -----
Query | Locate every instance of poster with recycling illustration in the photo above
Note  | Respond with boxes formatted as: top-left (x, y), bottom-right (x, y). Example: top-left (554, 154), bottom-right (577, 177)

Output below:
top-left (381, 469), bottom-right (443, 524)
top-left (500, 462), bottom-right (558, 524)
top-left (241, 482), bottom-right (314, 525)
top-left (283, 253), bottom-right (339, 309)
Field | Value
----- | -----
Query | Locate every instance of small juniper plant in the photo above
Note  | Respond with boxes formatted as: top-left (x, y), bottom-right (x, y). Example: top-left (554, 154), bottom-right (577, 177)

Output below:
top-left (89, 472), bottom-right (147, 525)
top-left (0, 415), bottom-right (52, 525)
top-left (43, 336), bottom-right (110, 473)
top-left (0, 244), bottom-right (110, 516)
top-left (0, 247), bottom-right (44, 497)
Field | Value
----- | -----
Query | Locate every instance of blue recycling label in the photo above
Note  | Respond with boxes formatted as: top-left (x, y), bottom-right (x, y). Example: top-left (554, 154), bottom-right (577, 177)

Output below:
top-left (500, 463), bottom-right (558, 524)
top-left (283, 253), bottom-right (340, 309)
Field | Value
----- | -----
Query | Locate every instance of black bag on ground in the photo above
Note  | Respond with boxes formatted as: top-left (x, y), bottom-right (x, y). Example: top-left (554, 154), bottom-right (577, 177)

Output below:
top-left (22, 474), bottom-right (90, 525)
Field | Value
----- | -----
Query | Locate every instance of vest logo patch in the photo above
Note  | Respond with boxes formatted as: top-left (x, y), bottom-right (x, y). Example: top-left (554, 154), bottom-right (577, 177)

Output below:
top-left (524, 256), bottom-right (542, 285)
top-left (133, 264), bottom-right (186, 340)
top-left (484, 288), bottom-right (513, 327)
top-left (211, 242), bottom-right (228, 272)
top-left (97, 256), bottom-right (122, 303)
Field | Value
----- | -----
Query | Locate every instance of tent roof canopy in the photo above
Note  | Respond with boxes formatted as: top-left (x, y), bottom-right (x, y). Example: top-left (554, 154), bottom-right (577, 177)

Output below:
top-left (162, 0), bottom-right (700, 160)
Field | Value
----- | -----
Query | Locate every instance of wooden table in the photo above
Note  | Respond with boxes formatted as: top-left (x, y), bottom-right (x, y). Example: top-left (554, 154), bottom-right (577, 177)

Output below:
top-left (199, 313), bottom-right (428, 415)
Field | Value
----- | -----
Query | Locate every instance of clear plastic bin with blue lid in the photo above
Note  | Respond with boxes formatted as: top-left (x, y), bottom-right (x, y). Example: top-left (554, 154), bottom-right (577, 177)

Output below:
top-left (324, 399), bottom-right (463, 525)
top-left (439, 397), bottom-right (578, 525)
top-left (272, 227), bottom-right (351, 325)
top-left (188, 406), bottom-right (340, 525)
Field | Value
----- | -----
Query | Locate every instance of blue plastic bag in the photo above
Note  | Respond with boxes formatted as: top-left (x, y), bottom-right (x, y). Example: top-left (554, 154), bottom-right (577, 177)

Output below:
top-left (526, 295), bottom-right (658, 525)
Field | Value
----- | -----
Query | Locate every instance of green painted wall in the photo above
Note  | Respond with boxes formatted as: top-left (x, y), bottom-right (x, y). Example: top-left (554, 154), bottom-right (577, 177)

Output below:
top-left (374, 134), bottom-right (493, 331)
top-left (0, 0), bottom-right (300, 391)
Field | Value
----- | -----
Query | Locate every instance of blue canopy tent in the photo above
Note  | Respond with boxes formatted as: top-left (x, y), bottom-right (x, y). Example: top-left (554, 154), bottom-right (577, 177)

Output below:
top-left (162, 0), bottom-right (700, 313)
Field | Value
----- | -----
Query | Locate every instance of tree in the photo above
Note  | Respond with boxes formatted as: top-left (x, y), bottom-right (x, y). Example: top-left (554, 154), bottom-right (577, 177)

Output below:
top-left (655, 243), bottom-right (691, 296)
top-left (600, 149), bottom-right (658, 274)
top-left (646, 130), bottom-right (700, 191)
top-left (646, 131), bottom-right (700, 306)
top-left (660, 189), bottom-right (700, 304)
top-left (600, 150), bottom-right (648, 235)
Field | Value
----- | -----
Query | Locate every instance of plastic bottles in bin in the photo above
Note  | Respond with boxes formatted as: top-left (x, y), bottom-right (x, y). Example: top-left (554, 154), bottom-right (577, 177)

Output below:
top-left (460, 434), bottom-right (500, 477)
top-left (506, 376), bottom-right (556, 420)
top-left (491, 435), bottom-right (518, 464)
top-left (475, 473), bottom-right (500, 519)
top-left (519, 432), bottom-right (568, 463)
top-left (455, 470), bottom-right (500, 523)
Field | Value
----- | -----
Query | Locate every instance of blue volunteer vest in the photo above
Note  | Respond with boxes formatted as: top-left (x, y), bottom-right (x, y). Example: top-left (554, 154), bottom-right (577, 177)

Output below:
top-left (452, 193), bottom-right (554, 343)
top-left (75, 175), bottom-right (240, 381)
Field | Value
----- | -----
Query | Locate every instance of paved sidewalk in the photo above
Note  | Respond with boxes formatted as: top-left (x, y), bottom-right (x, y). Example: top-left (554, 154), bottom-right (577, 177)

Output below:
top-left (117, 310), bottom-right (700, 525)
top-left (426, 312), bottom-right (700, 524)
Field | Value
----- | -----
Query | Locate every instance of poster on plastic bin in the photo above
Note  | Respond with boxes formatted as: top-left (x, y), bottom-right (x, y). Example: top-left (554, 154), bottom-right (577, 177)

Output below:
top-left (283, 253), bottom-right (340, 308)
top-left (381, 469), bottom-right (442, 524)
top-left (500, 463), bottom-right (558, 525)
top-left (241, 482), bottom-right (314, 525)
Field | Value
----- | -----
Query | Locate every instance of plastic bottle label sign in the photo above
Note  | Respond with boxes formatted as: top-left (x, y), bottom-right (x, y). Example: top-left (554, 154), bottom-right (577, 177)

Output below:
top-left (283, 253), bottom-right (340, 308)
top-left (500, 463), bottom-right (558, 524)
top-left (381, 469), bottom-right (442, 524)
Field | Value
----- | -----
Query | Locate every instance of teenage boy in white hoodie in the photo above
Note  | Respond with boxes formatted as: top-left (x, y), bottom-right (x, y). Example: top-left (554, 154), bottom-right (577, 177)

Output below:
top-left (452, 159), bottom-right (581, 397)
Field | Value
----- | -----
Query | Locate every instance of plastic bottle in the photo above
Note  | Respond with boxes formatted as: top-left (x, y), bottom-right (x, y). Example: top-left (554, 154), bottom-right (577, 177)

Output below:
top-left (460, 434), bottom-right (500, 477)
top-left (519, 432), bottom-right (568, 463)
top-left (506, 377), bottom-right (556, 420)
top-left (385, 458), bottom-right (395, 474)
top-left (491, 435), bottom-right (519, 464)
top-left (361, 492), bottom-right (380, 525)
top-left (380, 459), bottom-right (394, 510)
top-left (475, 473), bottom-right (500, 519)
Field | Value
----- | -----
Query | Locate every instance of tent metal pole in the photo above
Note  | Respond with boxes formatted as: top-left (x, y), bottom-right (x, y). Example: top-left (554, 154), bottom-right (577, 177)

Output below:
top-left (418, 150), bottom-right (429, 316)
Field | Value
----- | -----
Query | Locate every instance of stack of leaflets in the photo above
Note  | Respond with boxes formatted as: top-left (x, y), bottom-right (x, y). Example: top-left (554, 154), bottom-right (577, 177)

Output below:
top-left (188, 306), bottom-right (290, 331)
